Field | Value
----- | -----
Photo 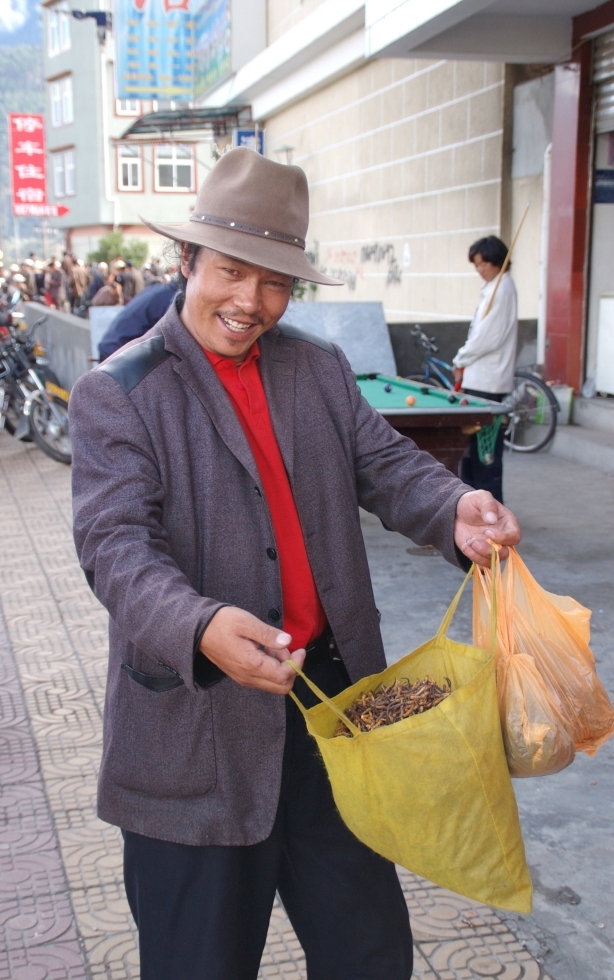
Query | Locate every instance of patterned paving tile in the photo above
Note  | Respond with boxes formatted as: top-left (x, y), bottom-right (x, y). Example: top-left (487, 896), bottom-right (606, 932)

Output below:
top-left (0, 595), bottom-right (87, 979)
top-left (0, 435), bottom-right (550, 979)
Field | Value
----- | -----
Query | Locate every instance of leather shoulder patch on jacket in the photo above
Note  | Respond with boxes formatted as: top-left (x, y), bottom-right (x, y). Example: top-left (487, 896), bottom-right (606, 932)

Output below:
top-left (98, 334), bottom-right (171, 393)
top-left (277, 323), bottom-right (337, 356)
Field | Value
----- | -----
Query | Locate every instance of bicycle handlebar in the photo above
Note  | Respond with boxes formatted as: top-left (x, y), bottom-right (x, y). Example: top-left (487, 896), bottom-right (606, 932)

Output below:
top-left (410, 324), bottom-right (439, 353)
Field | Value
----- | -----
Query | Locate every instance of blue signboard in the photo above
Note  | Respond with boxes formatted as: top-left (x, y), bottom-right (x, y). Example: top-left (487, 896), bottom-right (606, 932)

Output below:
top-left (115, 0), bottom-right (195, 100)
top-left (233, 129), bottom-right (264, 154)
top-left (194, 0), bottom-right (231, 99)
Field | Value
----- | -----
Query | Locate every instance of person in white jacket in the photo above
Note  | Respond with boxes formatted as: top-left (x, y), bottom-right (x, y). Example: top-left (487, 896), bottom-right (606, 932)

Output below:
top-left (453, 236), bottom-right (518, 503)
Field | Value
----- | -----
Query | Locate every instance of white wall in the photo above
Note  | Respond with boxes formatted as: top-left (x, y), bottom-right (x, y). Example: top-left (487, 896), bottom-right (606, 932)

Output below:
top-left (510, 72), bottom-right (554, 321)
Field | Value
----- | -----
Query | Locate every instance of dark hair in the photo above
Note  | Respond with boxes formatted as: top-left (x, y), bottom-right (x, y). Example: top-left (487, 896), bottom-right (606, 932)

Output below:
top-left (175, 242), bottom-right (202, 299)
top-left (468, 236), bottom-right (509, 269)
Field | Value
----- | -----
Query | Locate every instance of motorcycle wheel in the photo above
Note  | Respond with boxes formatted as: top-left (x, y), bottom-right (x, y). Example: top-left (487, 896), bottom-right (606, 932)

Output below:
top-left (29, 395), bottom-right (72, 464)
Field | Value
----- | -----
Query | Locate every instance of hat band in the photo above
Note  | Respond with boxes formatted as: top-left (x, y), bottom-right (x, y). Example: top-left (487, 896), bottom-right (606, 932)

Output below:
top-left (190, 212), bottom-right (305, 250)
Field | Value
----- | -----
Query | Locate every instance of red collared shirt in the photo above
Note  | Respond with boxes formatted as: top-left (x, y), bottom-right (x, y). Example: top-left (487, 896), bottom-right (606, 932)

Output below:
top-left (204, 342), bottom-right (326, 651)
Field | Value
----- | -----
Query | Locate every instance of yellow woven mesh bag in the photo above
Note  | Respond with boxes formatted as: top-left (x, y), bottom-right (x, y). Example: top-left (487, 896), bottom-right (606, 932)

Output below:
top-left (289, 562), bottom-right (532, 914)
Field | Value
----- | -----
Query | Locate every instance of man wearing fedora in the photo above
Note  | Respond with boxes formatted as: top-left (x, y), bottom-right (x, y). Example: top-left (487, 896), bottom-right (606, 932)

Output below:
top-left (70, 148), bottom-right (520, 979)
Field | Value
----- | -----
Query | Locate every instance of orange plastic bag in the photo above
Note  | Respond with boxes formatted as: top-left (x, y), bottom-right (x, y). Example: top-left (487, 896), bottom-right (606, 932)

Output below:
top-left (474, 548), bottom-right (614, 776)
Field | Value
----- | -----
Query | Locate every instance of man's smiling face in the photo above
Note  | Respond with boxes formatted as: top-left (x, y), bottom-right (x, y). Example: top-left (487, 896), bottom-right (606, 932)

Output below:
top-left (180, 244), bottom-right (294, 363)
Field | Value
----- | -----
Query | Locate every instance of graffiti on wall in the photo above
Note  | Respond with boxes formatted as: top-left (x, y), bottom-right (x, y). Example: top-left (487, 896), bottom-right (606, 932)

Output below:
top-left (309, 240), bottom-right (406, 290)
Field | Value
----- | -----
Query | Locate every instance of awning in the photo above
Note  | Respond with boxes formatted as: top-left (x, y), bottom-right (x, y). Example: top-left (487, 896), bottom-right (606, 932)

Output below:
top-left (119, 106), bottom-right (252, 141)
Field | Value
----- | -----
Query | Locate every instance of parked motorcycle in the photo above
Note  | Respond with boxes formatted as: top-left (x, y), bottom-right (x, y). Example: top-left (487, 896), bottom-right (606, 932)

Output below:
top-left (0, 313), bottom-right (72, 464)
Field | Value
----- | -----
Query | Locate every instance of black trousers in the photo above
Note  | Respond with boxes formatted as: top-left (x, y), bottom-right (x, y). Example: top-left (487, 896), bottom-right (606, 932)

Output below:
top-left (460, 388), bottom-right (506, 504)
top-left (123, 652), bottom-right (413, 980)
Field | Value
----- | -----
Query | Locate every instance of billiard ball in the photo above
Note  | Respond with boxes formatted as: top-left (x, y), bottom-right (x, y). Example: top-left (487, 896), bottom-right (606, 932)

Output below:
top-left (405, 395), bottom-right (416, 406)
top-left (460, 397), bottom-right (469, 406)
top-left (384, 383), bottom-right (392, 392)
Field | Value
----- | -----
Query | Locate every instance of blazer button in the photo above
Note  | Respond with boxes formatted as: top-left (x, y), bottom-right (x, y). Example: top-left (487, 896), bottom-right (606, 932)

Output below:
top-left (266, 547), bottom-right (277, 560)
top-left (268, 608), bottom-right (281, 622)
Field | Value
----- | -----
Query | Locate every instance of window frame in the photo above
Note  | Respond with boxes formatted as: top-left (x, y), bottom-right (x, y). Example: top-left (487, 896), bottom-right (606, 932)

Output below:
top-left (53, 152), bottom-right (65, 198)
top-left (64, 149), bottom-right (75, 196)
top-left (58, 1), bottom-right (71, 52)
top-left (47, 1), bottom-right (71, 57)
top-left (48, 7), bottom-right (60, 56)
top-left (153, 142), bottom-right (195, 193)
top-left (61, 76), bottom-right (73, 125)
top-left (50, 80), bottom-right (62, 128)
top-left (117, 143), bottom-right (144, 192)
top-left (51, 148), bottom-right (75, 199)
top-left (49, 75), bottom-right (73, 127)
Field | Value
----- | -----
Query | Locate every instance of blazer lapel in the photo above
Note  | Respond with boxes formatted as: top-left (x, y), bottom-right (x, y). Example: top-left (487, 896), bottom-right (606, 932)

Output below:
top-left (160, 309), bottom-right (260, 486)
top-left (259, 329), bottom-right (296, 482)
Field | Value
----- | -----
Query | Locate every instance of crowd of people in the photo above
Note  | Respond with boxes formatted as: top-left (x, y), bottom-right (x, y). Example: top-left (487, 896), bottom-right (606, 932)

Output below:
top-left (0, 250), bottom-right (175, 317)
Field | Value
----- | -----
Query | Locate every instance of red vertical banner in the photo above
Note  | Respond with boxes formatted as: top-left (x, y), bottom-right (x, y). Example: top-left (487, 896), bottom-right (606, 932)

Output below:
top-left (8, 113), bottom-right (69, 217)
top-left (8, 113), bottom-right (48, 217)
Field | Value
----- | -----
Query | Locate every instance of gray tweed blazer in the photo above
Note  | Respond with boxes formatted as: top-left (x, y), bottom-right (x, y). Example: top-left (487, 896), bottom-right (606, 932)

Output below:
top-left (69, 301), bottom-right (469, 846)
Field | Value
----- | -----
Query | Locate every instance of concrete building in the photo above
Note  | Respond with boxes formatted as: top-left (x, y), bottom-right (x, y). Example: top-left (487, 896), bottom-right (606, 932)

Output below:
top-left (197, 0), bottom-right (614, 404)
top-left (42, 0), bottom-right (220, 260)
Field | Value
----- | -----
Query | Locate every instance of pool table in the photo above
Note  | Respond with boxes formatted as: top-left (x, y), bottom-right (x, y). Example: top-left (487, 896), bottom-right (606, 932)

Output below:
top-left (356, 374), bottom-right (505, 474)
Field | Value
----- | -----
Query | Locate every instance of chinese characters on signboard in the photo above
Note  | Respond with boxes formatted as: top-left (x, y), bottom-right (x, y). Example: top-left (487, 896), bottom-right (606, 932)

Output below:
top-left (194, 0), bottom-right (230, 99)
top-left (8, 113), bottom-right (48, 217)
top-left (115, 0), bottom-right (195, 100)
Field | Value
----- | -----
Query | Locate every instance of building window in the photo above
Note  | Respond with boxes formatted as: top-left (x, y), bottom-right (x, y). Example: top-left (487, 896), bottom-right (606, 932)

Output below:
top-left (50, 82), bottom-right (62, 127)
top-left (50, 76), bottom-right (73, 127)
top-left (52, 149), bottom-right (75, 198)
top-left (116, 99), bottom-right (141, 116)
top-left (53, 153), bottom-right (65, 198)
top-left (118, 144), bottom-right (142, 190)
top-left (62, 76), bottom-right (73, 124)
top-left (64, 150), bottom-right (75, 195)
top-left (154, 143), bottom-right (194, 191)
top-left (48, 2), bottom-right (71, 57)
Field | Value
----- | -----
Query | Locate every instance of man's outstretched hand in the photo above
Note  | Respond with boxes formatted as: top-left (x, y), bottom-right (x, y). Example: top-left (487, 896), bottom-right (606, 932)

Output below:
top-left (454, 489), bottom-right (521, 567)
top-left (199, 606), bottom-right (305, 694)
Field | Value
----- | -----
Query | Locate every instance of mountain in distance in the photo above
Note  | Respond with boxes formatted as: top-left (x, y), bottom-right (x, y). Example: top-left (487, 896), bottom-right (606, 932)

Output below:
top-left (0, 46), bottom-right (45, 260)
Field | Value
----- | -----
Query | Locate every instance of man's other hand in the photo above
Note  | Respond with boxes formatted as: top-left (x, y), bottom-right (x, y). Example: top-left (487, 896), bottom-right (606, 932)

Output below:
top-left (199, 606), bottom-right (306, 694)
top-left (454, 490), bottom-right (521, 567)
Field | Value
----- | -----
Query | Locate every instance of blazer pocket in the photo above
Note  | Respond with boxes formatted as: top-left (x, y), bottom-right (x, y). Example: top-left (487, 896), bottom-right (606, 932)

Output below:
top-left (107, 665), bottom-right (217, 799)
top-left (121, 662), bottom-right (185, 693)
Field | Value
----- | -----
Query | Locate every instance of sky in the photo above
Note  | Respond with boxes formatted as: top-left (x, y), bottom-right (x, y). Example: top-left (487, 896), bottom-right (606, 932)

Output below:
top-left (0, 0), bottom-right (41, 46)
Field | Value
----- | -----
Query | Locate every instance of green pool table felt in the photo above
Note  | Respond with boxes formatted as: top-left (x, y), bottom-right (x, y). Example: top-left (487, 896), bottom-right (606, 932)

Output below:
top-left (356, 375), bottom-right (504, 415)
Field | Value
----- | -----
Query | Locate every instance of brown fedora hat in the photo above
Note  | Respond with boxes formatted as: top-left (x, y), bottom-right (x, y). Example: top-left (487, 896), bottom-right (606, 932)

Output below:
top-left (140, 147), bottom-right (340, 286)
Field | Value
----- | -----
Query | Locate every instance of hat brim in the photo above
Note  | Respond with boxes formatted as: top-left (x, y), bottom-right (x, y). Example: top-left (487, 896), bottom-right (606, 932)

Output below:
top-left (139, 216), bottom-right (342, 286)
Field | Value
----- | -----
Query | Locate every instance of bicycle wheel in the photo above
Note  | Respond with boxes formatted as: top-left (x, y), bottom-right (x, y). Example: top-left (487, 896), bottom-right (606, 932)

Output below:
top-left (29, 395), bottom-right (72, 464)
top-left (503, 371), bottom-right (557, 453)
top-left (404, 374), bottom-right (446, 388)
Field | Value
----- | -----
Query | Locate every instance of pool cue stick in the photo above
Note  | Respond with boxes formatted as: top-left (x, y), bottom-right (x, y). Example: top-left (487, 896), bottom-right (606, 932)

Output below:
top-left (482, 201), bottom-right (531, 319)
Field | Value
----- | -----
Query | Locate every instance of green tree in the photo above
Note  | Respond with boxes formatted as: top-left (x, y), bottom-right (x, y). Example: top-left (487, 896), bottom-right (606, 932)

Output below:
top-left (87, 230), bottom-right (148, 268)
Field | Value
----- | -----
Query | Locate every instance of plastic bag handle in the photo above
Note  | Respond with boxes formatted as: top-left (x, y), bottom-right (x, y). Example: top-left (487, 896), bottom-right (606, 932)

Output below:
top-left (474, 544), bottom-right (500, 654)
top-left (287, 662), bottom-right (362, 736)
top-left (438, 546), bottom-right (498, 653)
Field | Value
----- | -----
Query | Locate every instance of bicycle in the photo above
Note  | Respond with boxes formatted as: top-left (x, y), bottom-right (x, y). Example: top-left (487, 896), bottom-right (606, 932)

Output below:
top-left (406, 325), bottom-right (558, 453)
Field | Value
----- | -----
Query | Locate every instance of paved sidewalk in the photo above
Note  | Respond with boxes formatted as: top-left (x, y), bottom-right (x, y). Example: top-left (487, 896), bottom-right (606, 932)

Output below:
top-left (1, 433), bottom-right (552, 980)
